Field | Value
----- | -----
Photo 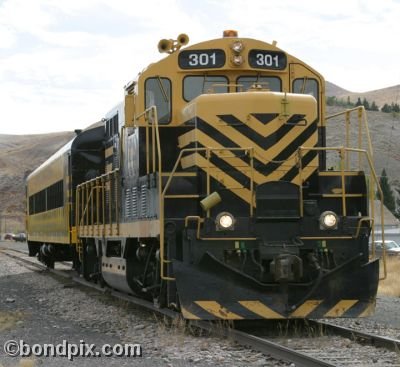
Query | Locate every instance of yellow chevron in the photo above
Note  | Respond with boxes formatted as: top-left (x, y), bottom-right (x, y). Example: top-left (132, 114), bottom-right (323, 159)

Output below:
top-left (359, 300), bottom-right (375, 317)
top-left (239, 301), bottom-right (284, 319)
top-left (324, 300), bottom-right (358, 317)
top-left (179, 130), bottom-right (317, 186)
top-left (181, 307), bottom-right (201, 320)
top-left (195, 301), bottom-right (243, 320)
top-left (181, 153), bottom-right (253, 205)
top-left (290, 300), bottom-right (323, 317)
top-left (291, 155), bottom-right (319, 185)
top-left (199, 115), bottom-right (317, 165)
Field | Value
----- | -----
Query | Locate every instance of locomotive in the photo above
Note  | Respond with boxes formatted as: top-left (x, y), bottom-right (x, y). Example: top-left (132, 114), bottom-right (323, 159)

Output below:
top-left (26, 31), bottom-right (382, 320)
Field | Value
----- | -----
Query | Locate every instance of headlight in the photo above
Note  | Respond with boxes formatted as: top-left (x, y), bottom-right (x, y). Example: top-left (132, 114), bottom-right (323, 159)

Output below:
top-left (231, 41), bottom-right (243, 53)
top-left (319, 211), bottom-right (338, 230)
top-left (216, 212), bottom-right (235, 231)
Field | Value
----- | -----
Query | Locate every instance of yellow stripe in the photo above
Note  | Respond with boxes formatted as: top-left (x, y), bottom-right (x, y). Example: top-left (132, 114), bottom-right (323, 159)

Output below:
top-left (291, 156), bottom-right (319, 185)
top-left (290, 300), bottom-right (323, 317)
top-left (181, 153), bottom-right (253, 205)
top-left (195, 301), bottom-right (243, 320)
top-left (239, 301), bottom-right (284, 319)
top-left (359, 300), bottom-right (376, 317)
top-left (181, 307), bottom-right (201, 320)
top-left (324, 300), bottom-right (358, 317)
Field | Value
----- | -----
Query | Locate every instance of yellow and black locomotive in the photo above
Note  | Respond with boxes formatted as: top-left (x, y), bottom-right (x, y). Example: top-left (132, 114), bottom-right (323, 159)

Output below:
top-left (26, 31), bottom-right (382, 320)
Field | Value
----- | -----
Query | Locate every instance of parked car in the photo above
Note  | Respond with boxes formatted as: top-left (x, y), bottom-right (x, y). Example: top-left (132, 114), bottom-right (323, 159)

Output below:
top-left (4, 233), bottom-right (15, 240)
top-left (12, 233), bottom-right (26, 242)
top-left (369, 240), bottom-right (400, 257)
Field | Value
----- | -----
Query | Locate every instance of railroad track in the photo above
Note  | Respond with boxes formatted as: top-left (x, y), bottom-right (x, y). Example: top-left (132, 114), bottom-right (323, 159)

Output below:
top-left (2, 247), bottom-right (400, 366)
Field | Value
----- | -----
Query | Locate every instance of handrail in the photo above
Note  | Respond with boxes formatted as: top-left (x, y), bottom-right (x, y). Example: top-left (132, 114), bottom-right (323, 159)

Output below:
top-left (298, 145), bottom-right (386, 279)
top-left (326, 106), bottom-right (374, 170)
top-left (76, 169), bottom-right (120, 239)
top-left (135, 106), bottom-right (170, 280)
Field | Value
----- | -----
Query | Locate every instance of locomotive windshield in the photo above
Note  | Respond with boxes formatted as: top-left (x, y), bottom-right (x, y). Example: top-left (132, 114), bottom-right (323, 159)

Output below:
top-left (183, 75), bottom-right (228, 101)
top-left (236, 76), bottom-right (282, 92)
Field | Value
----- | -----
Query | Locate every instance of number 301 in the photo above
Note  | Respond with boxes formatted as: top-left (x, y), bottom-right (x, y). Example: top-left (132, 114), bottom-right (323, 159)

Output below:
top-left (256, 53), bottom-right (279, 67)
top-left (188, 53), bottom-right (216, 66)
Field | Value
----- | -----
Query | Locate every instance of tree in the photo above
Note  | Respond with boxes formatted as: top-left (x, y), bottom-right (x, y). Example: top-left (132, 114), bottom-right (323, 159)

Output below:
top-left (326, 96), bottom-right (337, 106)
top-left (377, 168), bottom-right (396, 214)
top-left (381, 103), bottom-right (392, 113)
top-left (355, 97), bottom-right (362, 107)
top-left (362, 98), bottom-right (370, 110)
top-left (346, 96), bottom-right (354, 107)
top-left (370, 101), bottom-right (379, 111)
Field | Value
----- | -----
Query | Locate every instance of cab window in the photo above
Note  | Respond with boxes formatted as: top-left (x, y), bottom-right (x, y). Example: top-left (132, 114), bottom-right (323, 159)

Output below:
top-left (183, 75), bottom-right (228, 101)
top-left (293, 78), bottom-right (318, 99)
top-left (236, 76), bottom-right (281, 92)
top-left (145, 77), bottom-right (171, 124)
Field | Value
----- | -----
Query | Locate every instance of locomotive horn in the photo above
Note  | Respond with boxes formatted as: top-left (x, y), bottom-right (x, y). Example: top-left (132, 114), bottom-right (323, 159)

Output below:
top-left (177, 33), bottom-right (189, 47)
top-left (158, 39), bottom-right (173, 53)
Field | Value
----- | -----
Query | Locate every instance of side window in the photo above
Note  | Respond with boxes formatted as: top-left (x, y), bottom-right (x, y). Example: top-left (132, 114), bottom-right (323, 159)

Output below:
top-left (236, 76), bottom-right (281, 92)
top-left (145, 77), bottom-right (172, 124)
top-left (183, 76), bottom-right (228, 101)
top-left (293, 78), bottom-right (318, 99)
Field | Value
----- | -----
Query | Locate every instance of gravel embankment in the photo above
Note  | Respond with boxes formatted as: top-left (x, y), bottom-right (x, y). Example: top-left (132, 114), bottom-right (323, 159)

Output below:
top-left (0, 244), bottom-right (289, 367)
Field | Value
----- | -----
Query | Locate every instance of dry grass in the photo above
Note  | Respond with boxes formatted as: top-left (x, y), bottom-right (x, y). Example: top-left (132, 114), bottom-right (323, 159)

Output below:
top-left (0, 359), bottom-right (35, 367)
top-left (377, 257), bottom-right (400, 296)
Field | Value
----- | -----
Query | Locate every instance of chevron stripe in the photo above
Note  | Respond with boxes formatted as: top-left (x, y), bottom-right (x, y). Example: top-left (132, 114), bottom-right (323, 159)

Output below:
top-left (324, 300), bottom-right (358, 317)
top-left (252, 113), bottom-right (280, 125)
top-left (217, 114), bottom-right (309, 150)
top-left (281, 150), bottom-right (318, 182)
top-left (181, 153), bottom-right (253, 205)
top-left (195, 117), bottom-right (317, 171)
top-left (239, 301), bottom-right (284, 319)
top-left (194, 301), bottom-right (243, 320)
top-left (179, 128), bottom-right (318, 187)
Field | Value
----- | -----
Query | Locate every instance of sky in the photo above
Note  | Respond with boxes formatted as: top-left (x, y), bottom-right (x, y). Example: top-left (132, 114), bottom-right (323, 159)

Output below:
top-left (1, 0), bottom-right (399, 135)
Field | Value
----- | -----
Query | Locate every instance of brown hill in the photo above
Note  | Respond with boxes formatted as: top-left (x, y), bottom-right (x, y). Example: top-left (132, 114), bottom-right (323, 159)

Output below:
top-left (326, 81), bottom-right (400, 108)
top-left (0, 132), bottom-right (74, 232)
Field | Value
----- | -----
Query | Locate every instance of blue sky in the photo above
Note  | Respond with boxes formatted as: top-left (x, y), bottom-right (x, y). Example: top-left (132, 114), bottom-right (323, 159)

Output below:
top-left (1, 0), bottom-right (399, 134)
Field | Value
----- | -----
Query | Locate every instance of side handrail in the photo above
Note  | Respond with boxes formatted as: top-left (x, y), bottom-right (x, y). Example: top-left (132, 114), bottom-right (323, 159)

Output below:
top-left (298, 145), bottom-right (386, 279)
top-left (326, 106), bottom-right (374, 170)
top-left (76, 169), bottom-right (119, 238)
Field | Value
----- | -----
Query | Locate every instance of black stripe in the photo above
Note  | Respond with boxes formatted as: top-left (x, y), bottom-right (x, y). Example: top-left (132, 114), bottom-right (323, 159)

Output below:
top-left (182, 117), bottom-right (317, 179)
top-left (258, 121), bottom-right (318, 176)
top-left (208, 152), bottom-right (251, 190)
top-left (218, 114), bottom-right (300, 150)
top-left (217, 113), bottom-right (279, 125)
top-left (252, 113), bottom-right (279, 125)
top-left (281, 150), bottom-right (318, 182)
top-left (187, 141), bottom-right (251, 190)
top-left (194, 118), bottom-right (251, 165)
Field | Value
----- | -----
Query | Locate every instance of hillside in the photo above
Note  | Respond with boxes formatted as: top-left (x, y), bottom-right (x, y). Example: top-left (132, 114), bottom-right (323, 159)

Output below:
top-left (0, 132), bottom-right (75, 232)
top-left (326, 81), bottom-right (400, 108)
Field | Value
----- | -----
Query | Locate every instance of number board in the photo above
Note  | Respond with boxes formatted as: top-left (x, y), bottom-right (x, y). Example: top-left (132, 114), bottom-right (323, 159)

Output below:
top-left (248, 50), bottom-right (287, 70)
top-left (178, 49), bottom-right (226, 69)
